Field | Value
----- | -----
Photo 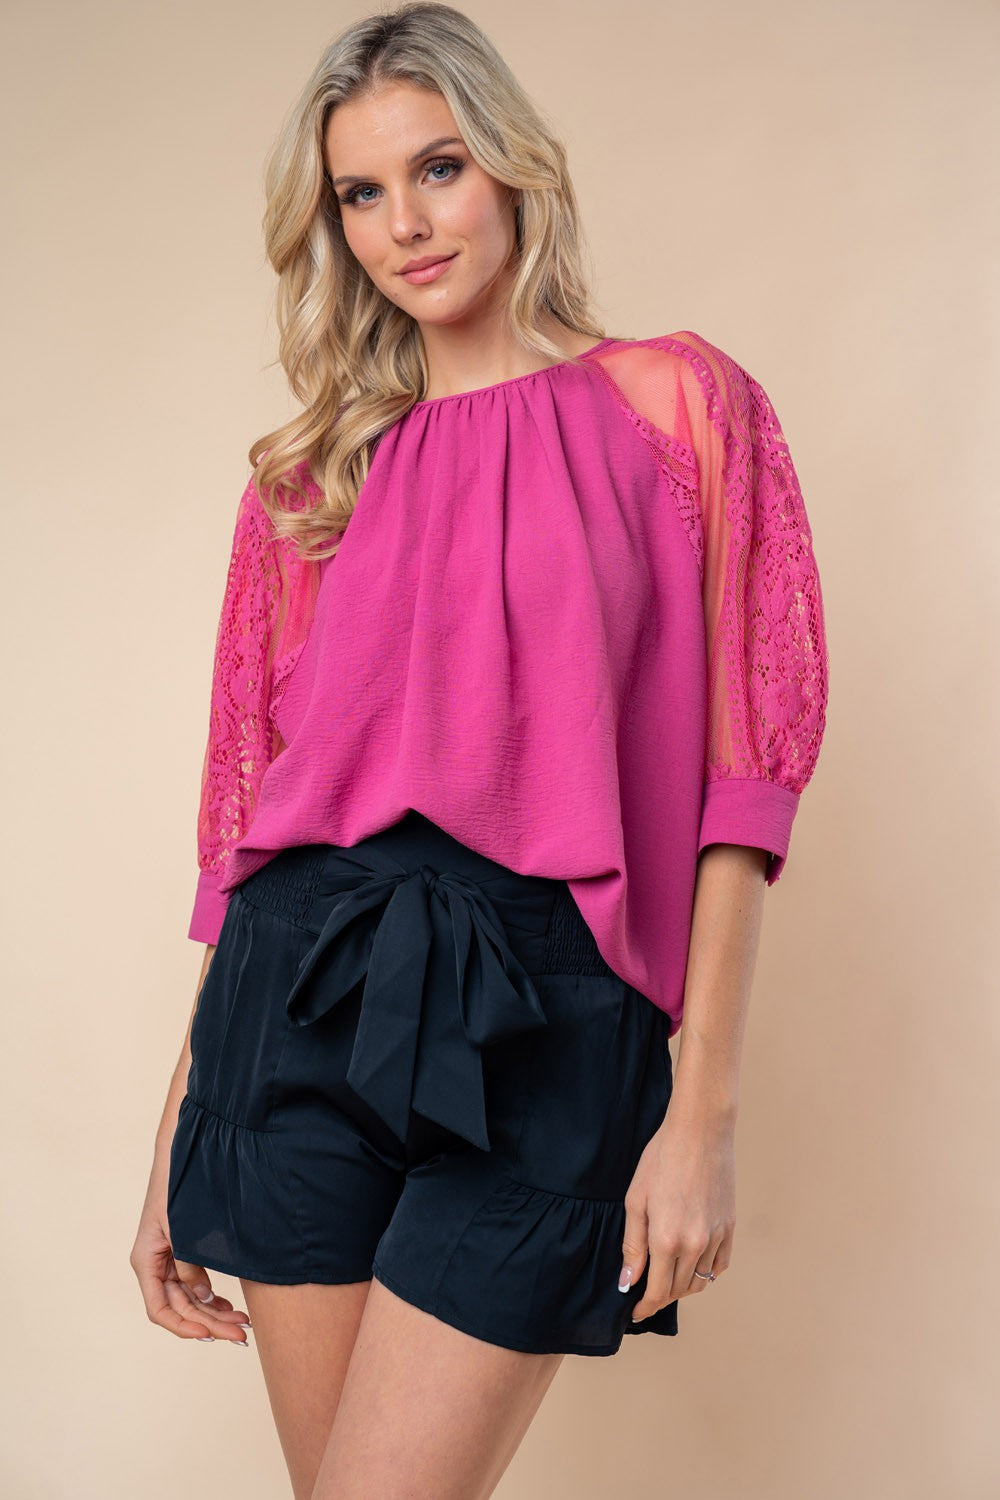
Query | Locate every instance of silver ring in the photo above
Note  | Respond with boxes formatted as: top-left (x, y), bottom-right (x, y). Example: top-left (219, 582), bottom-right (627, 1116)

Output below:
top-left (693, 1268), bottom-right (716, 1282)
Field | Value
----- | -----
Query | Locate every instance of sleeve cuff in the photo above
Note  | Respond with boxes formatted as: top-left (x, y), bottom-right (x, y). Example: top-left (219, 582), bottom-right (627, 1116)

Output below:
top-left (187, 870), bottom-right (231, 944)
top-left (697, 777), bottom-right (800, 886)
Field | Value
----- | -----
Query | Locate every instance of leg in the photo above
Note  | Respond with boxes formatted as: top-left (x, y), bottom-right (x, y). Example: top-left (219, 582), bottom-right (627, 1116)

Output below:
top-left (309, 1275), bottom-right (565, 1500)
top-left (239, 1276), bottom-right (373, 1500)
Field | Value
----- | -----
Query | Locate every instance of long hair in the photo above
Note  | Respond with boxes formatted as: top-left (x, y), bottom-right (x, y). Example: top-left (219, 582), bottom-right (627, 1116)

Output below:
top-left (248, 1), bottom-right (606, 560)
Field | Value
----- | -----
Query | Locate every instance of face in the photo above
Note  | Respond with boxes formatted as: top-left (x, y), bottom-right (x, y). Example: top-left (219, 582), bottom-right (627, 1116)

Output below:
top-left (324, 80), bottom-right (520, 334)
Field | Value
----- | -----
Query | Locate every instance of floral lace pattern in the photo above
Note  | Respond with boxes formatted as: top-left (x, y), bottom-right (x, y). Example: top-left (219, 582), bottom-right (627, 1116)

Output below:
top-left (193, 469), bottom-right (321, 888)
top-left (588, 332), bottom-right (828, 796)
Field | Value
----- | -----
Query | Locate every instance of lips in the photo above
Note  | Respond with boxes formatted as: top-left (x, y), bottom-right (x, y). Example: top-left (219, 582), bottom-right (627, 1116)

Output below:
top-left (397, 253), bottom-right (459, 284)
top-left (399, 254), bottom-right (456, 274)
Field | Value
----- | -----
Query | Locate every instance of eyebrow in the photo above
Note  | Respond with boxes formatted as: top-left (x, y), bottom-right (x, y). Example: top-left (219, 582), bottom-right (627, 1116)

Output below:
top-left (331, 137), bottom-right (465, 188)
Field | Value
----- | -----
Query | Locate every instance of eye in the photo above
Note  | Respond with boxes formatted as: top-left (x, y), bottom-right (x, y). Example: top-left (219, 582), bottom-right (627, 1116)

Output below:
top-left (338, 156), bottom-right (464, 208)
top-left (425, 156), bottom-right (463, 182)
top-left (341, 184), bottom-right (379, 206)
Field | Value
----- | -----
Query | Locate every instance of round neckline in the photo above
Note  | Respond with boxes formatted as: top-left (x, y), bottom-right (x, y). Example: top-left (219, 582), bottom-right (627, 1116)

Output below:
top-left (410, 336), bottom-right (618, 409)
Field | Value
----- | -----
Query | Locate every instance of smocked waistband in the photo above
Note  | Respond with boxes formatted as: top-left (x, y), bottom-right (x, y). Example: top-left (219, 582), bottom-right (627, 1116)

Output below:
top-left (232, 814), bottom-right (619, 1151)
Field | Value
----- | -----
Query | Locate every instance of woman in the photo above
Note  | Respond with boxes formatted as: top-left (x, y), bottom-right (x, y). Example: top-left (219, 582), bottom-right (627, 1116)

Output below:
top-left (131, 3), bottom-right (829, 1495)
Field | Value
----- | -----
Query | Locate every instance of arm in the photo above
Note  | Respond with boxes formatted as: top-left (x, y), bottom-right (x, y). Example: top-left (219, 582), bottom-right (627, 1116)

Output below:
top-left (670, 842), bottom-right (767, 1129)
top-left (619, 332), bottom-right (830, 1319)
top-left (622, 846), bottom-right (763, 1322)
top-left (130, 943), bottom-right (252, 1344)
top-left (682, 330), bottom-right (829, 880)
top-left (131, 466), bottom-right (322, 1337)
top-left (189, 468), bottom-right (321, 945)
top-left (594, 331), bottom-right (829, 878)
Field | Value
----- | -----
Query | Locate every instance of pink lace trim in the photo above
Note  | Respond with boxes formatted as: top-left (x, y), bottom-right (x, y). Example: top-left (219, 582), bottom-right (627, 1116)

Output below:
top-left (589, 332), bottom-right (828, 795)
top-left (193, 466), bottom-right (321, 884)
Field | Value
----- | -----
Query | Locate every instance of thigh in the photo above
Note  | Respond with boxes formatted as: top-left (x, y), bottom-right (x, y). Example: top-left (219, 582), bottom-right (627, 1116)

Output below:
top-left (238, 1277), bottom-right (374, 1500)
top-left (310, 1276), bottom-right (565, 1500)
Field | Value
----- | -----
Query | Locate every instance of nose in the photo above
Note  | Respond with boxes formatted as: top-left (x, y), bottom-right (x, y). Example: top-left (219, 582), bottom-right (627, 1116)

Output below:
top-left (387, 194), bottom-right (432, 242)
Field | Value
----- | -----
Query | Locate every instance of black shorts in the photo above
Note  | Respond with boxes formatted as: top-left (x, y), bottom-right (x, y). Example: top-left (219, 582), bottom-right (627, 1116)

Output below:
top-left (167, 811), bottom-right (678, 1356)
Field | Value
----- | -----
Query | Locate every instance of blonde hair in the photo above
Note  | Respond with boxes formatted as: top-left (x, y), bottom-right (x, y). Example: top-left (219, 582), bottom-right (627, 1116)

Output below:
top-left (250, 1), bottom-right (606, 561)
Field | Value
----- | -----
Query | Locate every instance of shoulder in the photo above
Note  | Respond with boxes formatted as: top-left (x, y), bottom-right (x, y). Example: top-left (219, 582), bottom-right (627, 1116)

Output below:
top-left (245, 455), bottom-right (325, 518)
top-left (597, 330), bottom-right (757, 396)
top-left (599, 332), bottom-right (788, 459)
top-left (583, 329), bottom-right (751, 452)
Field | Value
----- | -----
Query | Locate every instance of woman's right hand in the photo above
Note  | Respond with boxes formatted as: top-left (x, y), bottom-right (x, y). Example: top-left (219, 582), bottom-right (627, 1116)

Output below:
top-left (131, 1170), bottom-right (252, 1345)
top-left (134, 943), bottom-right (249, 1343)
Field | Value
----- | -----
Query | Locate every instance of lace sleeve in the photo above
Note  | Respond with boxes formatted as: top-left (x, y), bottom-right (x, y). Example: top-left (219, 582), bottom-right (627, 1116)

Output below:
top-left (188, 470), bottom-right (321, 943)
top-left (591, 331), bottom-right (829, 883)
top-left (673, 332), bottom-right (829, 881)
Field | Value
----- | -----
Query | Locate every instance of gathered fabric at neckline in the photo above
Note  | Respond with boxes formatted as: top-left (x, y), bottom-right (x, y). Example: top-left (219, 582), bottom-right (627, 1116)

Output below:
top-left (409, 335), bottom-right (620, 409)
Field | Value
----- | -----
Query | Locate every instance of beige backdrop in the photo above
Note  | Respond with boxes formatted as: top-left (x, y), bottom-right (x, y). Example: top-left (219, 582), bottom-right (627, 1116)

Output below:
top-left (3, 0), bottom-right (997, 1495)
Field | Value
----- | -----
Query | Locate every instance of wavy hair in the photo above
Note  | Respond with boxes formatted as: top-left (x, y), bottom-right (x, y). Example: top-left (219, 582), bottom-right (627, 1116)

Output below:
top-left (248, 1), bottom-right (606, 560)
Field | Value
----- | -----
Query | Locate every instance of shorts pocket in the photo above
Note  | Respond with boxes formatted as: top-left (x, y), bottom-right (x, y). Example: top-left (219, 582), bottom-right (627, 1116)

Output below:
top-left (505, 973), bottom-right (662, 1203)
top-left (186, 890), bottom-right (312, 1132)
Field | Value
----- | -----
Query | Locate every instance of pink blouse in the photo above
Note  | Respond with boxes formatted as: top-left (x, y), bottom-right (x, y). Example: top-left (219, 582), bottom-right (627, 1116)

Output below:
top-left (187, 331), bottom-right (830, 1036)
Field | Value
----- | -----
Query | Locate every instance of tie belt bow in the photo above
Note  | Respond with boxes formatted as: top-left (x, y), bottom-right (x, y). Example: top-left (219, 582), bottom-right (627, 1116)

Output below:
top-left (284, 860), bottom-right (551, 1150)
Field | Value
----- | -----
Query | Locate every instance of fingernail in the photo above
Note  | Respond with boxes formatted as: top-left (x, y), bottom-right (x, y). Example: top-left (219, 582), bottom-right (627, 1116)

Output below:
top-left (239, 1322), bottom-right (253, 1331)
top-left (618, 1265), bottom-right (633, 1292)
top-left (193, 1285), bottom-right (213, 1302)
top-left (230, 1338), bottom-right (249, 1348)
top-left (197, 1336), bottom-right (215, 1342)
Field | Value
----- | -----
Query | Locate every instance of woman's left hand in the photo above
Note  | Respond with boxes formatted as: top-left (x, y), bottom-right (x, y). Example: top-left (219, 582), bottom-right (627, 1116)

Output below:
top-left (620, 1110), bottom-right (736, 1322)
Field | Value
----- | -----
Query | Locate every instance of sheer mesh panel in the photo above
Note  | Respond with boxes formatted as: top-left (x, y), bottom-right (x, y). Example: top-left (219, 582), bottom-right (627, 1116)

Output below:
top-left (190, 467), bottom-right (322, 934)
top-left (590, 332), bottom-right (829, 881)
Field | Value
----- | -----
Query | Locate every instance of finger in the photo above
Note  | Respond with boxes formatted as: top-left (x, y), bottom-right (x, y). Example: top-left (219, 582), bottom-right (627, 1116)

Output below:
top-left (630, 1244), bottom-right (680, 1322)
top-left (135, 1258), bottom-right (230, 1341)
top-left (163, 1277), bottom-right (251, 1345)
top-left (685, 1225), bottom-right (730, 1292)
top-left (710, 1221), bottom-right (734, 1277)
top-left (171, 1257), bottom-right (223, 1306)
top-left (170, 1259), bottom-right (251, 1326)
top-left (668, 1234), bottom-right (717, 1302)
top-left (618, 1196), bottom-right (649, 1299)
top-left (174, 1278), bottom-right (250, 1328)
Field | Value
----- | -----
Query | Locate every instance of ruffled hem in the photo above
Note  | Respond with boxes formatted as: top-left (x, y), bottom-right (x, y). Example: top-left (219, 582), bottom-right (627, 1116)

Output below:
top-left (168, 1099), bottom-right (679, 1347)
top-left (505, 1176), bottom-right (680, 1342)
top-left (379, 1173), bottom-right (678, 1356)
top-left (166, 1094), bottom-right (368, 1283)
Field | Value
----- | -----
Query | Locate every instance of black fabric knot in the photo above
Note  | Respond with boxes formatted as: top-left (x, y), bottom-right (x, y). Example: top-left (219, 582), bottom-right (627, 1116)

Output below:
top-left (283, 860), bottom-right (551, 1151)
